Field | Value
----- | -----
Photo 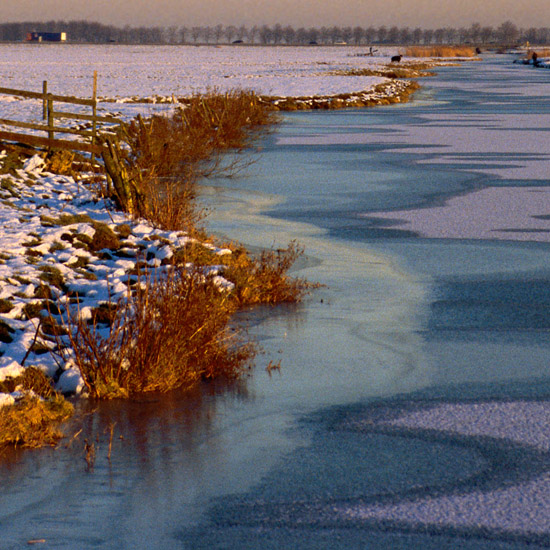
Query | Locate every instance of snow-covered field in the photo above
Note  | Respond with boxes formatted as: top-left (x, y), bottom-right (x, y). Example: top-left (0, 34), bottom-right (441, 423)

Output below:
top-left (0, 44), bottom-right (400, 123)
top-left (0, 44), bottom-right (395, 99)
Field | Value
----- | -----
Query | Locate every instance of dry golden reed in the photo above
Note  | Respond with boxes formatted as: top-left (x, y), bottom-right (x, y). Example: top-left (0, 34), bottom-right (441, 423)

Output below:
top-left (61, 266), bottom-right (256, 399)
top-left (404, 46), bottom-right (478, 58)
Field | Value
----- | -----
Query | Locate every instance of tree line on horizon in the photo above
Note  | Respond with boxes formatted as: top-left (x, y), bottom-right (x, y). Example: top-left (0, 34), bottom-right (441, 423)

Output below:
top-left (0, 20), bottom-right (548, 46)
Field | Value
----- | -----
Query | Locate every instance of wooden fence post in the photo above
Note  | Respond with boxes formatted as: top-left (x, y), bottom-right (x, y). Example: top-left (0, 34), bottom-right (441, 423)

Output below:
top-left (91, 71), bottom-right (98, 163)
top-left (47, 94), bottom-right (54, 145)
top-left (42, 81), bottom-right (48, 120)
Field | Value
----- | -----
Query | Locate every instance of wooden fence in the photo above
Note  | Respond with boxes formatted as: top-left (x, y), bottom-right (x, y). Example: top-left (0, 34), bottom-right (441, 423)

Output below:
top-left (0, 72), bottom-right (120, 156)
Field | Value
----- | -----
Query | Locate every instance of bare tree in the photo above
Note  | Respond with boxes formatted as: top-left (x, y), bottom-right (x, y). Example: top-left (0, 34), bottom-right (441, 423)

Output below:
top-left (283, 25), bottom-right (296, 44)
top-left (203, 26), bottom-right (213, 43)
top-left (469, 22), bottom-right (481, 44)
top-left (457, 27), bottom-right (468, 43)
top-left (444, 27), bottom-right (457, 43)
top-left (248, 25), bottom-right (259, 44)
top-left (536, 27), bottom-right (550, 44)
top-left (342, 27), bottom-right (353, 44)
top-left (352, 26), bottom-right (365, 45)
top-left (237, 25), bottom-right (248, 41)
top-left (165, 25), bottom-right (178, 44)
top-left (191, 26), bottom-right (201, 43)
top-left (296, 27), bottom-right (308, 44)
top-left (498, 20), bottom-right (519, 45)
top-left (259, 25), bottom-right (272, 44)
top-left (364, 26), bottom-right (376, 44)
top-left (480, 26), bottom-right (494, 44)
top-left (423, 28), bottom-right (434, 44)
top-left (388, 26), bottom-right (400, 43)
top-left (329, 25), bottom-right (341, 44)
top-left (319, 26), bottom-right (331, 44)
top-left (179, 26), bottom-right (188, 44)
top-left (214, 24), bottom-right (224, 43)
top-left (434, 28), bottom-right (445, 44)
top-left (377, 26), bottom-right (387, 43)
top-left (308, 27), bottom-right (319, 44)
top-left (399, 27), bottom-right (411, 44)
top-left (272, 23), bottom-right (283, 44)
top-left (524, 27), bottom-right (538, 44)
top-left (225, 25), bottom-right (237, 43)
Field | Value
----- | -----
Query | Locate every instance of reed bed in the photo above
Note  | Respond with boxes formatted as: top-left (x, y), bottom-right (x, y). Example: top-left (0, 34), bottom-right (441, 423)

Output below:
top-left (404, 46), bottom-right (478, 58)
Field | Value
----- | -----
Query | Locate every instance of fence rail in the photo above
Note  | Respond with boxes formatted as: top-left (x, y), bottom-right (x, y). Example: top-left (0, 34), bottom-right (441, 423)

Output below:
top-left (0, 72), bottom-right (120, 157)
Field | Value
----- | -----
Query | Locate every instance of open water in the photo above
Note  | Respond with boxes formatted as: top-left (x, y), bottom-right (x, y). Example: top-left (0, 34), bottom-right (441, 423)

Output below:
top-left (2, 54), bottom-right (550, 549)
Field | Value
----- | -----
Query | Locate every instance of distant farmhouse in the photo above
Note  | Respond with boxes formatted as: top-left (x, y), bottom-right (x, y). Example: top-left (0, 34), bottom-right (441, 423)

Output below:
top-left (26, 31), bottom-right (67, 42)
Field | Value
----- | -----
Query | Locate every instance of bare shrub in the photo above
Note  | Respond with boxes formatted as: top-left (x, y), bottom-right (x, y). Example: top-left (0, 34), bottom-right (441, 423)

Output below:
top-left (103, 89), bottom-right (277, 232)
top-left (173, 240), bottom-right (314, 305)
top-left (59, 266), bottom-right (255, 399)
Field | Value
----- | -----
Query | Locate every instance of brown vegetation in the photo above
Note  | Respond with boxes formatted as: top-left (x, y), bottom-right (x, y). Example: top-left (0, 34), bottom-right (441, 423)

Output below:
top-left (60, 90), bottom-right (314, 399)
top-left (0, 368), bottom-right (73, 448)
top-left (59, 266), bottom-right (256, 399)
top-left (102, 89), bottom-right (277, 231)
top-left (264, 80), bottom-right (420, 111)
top-left (527, 49), bottom-right (550, 58)
top-left (329, 64), bottom-right (436, 79)
top-left (404, 46), bottom-right (478, 58)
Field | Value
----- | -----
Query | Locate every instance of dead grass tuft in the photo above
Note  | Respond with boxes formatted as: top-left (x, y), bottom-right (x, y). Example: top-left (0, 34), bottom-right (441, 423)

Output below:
top-left (45, 151), bottom-right (76, 176)
top-left (221, 241), bottom-right (313, 305)
top-left (0, 395), bottom-right (73, 448)
top-left (0, 367), bottom-right (56, 397)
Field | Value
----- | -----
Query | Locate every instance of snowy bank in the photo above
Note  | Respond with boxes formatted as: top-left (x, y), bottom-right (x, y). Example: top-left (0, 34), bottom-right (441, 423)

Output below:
top-left (0, 152), bottom-right (234, 406)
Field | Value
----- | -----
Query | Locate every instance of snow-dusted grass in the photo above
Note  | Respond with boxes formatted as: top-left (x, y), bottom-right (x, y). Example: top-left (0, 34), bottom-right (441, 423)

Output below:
top-left (0, 44), bottom-right (397, 101)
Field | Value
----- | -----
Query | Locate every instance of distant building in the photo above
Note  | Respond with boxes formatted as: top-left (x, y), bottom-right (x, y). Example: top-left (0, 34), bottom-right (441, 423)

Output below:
top-left (26, 32), bottom-right (67, 43)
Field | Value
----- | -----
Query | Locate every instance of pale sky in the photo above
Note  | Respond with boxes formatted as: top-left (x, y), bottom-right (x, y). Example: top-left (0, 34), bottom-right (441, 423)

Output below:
top-left (3, 0), bottom-right (549, 28)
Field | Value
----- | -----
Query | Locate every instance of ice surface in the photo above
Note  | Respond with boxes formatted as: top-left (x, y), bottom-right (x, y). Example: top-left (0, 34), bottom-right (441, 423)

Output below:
top-left (363, 186), bottom-right (550, 242)
top-left (343, 399), bottom-right (550, 536)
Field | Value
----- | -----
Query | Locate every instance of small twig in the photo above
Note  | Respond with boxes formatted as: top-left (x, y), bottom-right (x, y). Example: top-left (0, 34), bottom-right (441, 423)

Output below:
top-left (20, 317), bottom-right (43, 367)
top-left (64, 428), bottom-right (83, 449)
top-left (265, 359), bottom-right (281, 377)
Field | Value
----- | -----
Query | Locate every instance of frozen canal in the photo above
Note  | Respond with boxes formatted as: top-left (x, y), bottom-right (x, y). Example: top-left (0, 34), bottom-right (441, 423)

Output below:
top-left (2, 54), bottom-right (550, 548)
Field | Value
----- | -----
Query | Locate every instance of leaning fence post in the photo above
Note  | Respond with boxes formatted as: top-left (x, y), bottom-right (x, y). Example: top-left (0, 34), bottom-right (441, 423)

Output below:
top-left (42, 81), bottom-right (48, 120)
top-left (47, 94), bottom-right (54, 147)
top-left (91, 71), bottom-right (98, 163)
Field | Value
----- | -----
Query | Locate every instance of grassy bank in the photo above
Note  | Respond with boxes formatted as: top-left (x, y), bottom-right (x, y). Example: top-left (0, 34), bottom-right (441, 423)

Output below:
top-left (1, 70), bottom-right (423, 448)
top-left (0, 90), bottom-right (312, 447)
